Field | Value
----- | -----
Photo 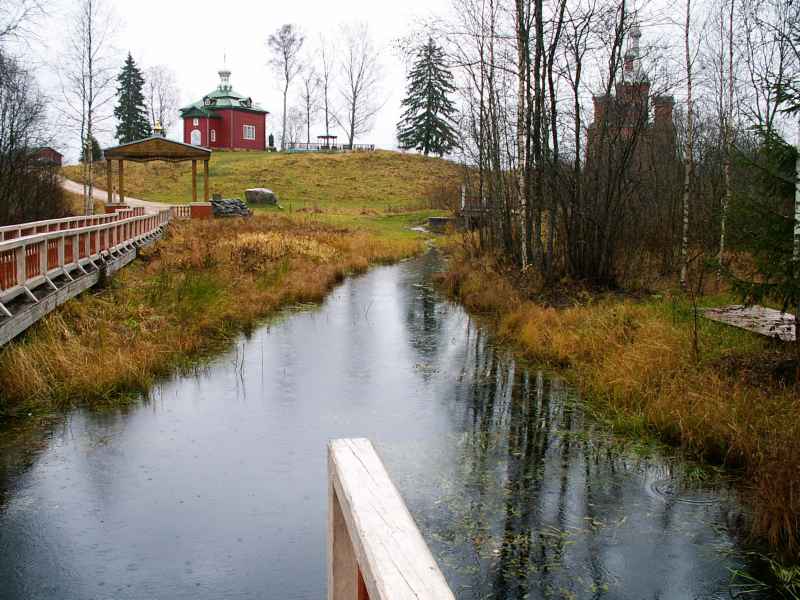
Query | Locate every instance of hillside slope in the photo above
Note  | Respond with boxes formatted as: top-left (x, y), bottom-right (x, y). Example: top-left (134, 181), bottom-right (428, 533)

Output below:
top-left (64, 150), bottom-right (462, 212)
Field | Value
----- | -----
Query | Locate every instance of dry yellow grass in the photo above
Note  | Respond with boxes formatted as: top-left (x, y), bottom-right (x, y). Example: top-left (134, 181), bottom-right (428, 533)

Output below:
top-left (439, 247), bottom-right (800, 559)
top-left (0, 214), bottom-right (419, 414)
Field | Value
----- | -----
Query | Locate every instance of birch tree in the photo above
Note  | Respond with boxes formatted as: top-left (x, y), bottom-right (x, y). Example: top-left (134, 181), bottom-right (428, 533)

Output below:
top-left (718, 0), bottom-right (734, 281)
top-left (336, 23), bottom-right (383, 147)
top-left (680, 0), bottom-right (694, 289)
top-left (318, 35), bottom-right (335, 140)
top-left (144, 65), bottom-right (179, 131)
top-left (298, 66), bottom-right (320, 144)
top-left (267, 24), bottom-right (305, 150)
top-left (60, 0), bottom-right (117, 215)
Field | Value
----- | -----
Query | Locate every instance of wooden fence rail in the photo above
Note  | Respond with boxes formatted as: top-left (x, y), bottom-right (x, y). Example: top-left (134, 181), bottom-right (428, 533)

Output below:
top-left (0, 207), bottom-right (146, 241)
top-left (328, 438), bottom-right (454, 600)
top-left (171, 205), bottom-right (192, 219)
top-left (0, 208), bottom-right (171, 308)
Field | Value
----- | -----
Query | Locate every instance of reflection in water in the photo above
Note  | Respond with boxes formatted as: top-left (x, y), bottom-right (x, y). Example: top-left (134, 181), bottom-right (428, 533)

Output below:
top-left (0, 251), bottom-right (760, 600)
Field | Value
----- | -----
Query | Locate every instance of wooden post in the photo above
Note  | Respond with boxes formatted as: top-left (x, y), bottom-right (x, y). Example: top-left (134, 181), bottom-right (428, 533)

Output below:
top-left (329, 480), bottom-right (358, 600)
top-left (118, 160), bottom-right (125, 204)
top-left (203, 159), bottom-right (209, 202)
top-left (106, 159), bottom-right (112, 205)
top-left (192, 160), bottom-right (197, 202)
top-left (327, 439), bottom-right (454, 600)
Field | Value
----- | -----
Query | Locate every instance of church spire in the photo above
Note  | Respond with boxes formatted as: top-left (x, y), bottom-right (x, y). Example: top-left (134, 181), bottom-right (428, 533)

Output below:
top-left (623, 12), bottom-right (647, 83)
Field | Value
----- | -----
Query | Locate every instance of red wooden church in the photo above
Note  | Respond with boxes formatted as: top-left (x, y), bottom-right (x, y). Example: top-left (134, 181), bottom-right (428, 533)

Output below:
top-left (180, 68), bottom-right (269, 150)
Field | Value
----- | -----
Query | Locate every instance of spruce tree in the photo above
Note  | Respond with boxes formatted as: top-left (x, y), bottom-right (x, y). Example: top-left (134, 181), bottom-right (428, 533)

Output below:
top-left (114, 53), bottom-right (151, 143)
top-left (397, 38), bottom-right (459, 157)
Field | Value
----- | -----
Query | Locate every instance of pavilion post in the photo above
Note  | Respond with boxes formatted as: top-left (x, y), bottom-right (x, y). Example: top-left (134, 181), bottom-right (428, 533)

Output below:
top-left (118, 160), bottom-right (125, 204)
top-left (192, 160), bottom-right (197, 202)
top-left (203, 159), bottom-right (209, 202)
top-left (106, 159), bottom-right (112, 205)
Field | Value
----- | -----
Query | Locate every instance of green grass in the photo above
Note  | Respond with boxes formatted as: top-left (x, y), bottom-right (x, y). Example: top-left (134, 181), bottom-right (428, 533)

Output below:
top-left (64, 150), bottom-right (462, 214)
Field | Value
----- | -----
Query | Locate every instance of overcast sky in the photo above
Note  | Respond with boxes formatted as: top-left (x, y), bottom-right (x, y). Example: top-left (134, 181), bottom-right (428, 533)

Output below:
top-left (20, 0), bottom-right (452, 161)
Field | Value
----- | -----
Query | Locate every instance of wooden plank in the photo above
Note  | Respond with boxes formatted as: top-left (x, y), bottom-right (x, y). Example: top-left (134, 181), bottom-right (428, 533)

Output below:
top-left (328, 438), bottom-right (454, 600)
top-left (704, 305), bottom-right (795, 342)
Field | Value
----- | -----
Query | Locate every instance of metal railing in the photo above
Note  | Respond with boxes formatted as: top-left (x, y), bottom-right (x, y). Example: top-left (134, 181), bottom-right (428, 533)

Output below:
top-left (0, 208), bottom-right (171, 306)
top-left (0, 208), bottom-right (146, 241)
top-left (328, 438), bottom-right (454, 600)
top-left (286, 142), bottom-right (376, 153)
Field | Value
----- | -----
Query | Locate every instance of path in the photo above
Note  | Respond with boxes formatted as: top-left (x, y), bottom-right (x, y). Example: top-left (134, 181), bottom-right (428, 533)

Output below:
top-left (62, 178), bottom-right (165, 213)
top-left (704, 305), bottom-right (796, 342)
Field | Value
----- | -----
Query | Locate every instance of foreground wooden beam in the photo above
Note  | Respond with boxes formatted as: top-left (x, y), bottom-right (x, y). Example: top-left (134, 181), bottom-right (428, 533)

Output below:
top-left (328, 438), bottom-right (454, 600)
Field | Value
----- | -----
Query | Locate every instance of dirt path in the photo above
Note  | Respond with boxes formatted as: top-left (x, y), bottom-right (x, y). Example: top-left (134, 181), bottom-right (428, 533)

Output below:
top-left (62, 178), bottom-right (166, 213)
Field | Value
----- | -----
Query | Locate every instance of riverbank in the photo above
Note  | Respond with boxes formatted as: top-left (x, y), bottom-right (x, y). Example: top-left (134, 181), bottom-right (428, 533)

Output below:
top-left (437, 248), bottom-right (800, 560)
top-left (0, 214), bottom-right (421, 417)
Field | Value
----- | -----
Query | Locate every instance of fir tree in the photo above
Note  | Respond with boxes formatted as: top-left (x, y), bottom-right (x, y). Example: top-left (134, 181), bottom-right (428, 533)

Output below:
top-left (397, 38), bottom-right (459, 157)
top-left (114, 53), bottom-right (151, 143)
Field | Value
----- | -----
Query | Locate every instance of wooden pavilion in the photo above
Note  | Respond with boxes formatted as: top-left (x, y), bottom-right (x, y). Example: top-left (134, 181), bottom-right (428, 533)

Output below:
top-left (103, 137), bottom-right (212, 204)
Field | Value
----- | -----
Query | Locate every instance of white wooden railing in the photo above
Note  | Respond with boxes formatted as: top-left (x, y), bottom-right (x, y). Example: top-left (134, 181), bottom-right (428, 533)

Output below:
top-left (0, 208), bottom-right (171, 307)
top-left (0, 207), bottom-right (146, 241)
top-left (328, 439), bottom-right (454, 600)
top-left (171, 205), bottom-right (192, 219)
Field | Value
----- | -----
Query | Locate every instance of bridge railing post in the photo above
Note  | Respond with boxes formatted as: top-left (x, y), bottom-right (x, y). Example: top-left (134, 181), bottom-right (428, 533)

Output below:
top-left (327, 439), bottom-right (454, 600)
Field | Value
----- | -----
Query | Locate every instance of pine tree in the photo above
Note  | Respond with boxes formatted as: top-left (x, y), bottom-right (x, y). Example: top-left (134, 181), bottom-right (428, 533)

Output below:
top-left (114, 53), bottom-right (151, 143)
top-left (397, 38), bottom-right (459, 157)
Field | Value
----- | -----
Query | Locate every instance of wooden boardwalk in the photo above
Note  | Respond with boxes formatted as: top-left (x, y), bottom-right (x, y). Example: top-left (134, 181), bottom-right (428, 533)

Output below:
top-left (0, 207), bottom-right (172, 346)
top-left (704, 305), bottom-right (796, 342)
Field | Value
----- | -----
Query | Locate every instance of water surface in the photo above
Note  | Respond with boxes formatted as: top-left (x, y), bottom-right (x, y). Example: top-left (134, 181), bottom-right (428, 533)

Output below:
top-left (0, 252), bottom-right (759, 599)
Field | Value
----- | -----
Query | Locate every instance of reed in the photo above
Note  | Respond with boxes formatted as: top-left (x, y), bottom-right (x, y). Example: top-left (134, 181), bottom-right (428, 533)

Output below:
top-left (438, 247), bottom-right (800, 559)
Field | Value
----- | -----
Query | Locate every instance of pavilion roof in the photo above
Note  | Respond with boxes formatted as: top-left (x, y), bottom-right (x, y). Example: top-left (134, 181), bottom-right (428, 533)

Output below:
top-left (103, 137), bottom-right (211, 163)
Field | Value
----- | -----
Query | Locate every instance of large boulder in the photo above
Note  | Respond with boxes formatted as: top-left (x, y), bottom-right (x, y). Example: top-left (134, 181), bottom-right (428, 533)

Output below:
top-left (245, 188), bottom-right (278, 205)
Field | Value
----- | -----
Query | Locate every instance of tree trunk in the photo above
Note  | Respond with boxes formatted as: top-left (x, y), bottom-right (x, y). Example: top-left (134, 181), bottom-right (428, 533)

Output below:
top-left (718, 0), bottom-right (734, 283)
top-left (281, 81), bottom-right (289, 150)
top-left (515, 0), bottom-right (528, 267)
top-left (794, 118), bottom-right (800, 369)
top-left (680, 0), bottom-right (693, 289)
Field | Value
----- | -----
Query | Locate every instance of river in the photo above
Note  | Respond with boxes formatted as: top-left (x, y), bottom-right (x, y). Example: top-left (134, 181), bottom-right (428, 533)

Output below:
top-left (0, 251), bottom-right (763, 599)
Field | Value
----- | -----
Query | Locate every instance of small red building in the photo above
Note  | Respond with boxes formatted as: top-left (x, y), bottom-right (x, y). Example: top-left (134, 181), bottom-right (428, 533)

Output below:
top-left (32, 147), bottom-right (63, 166)
top-left (180, 69), bottom-right (269, 150)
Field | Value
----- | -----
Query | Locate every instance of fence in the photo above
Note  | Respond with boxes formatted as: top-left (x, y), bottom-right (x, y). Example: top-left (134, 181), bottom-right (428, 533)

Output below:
top-left (286, 142), bottom-right (376, 153)
top-left (0, 207), bottom-right (146, 242)
top-left (328, 438), bottom-right (454, 600)
top-left (0, 208), bottom-right (171, 307)
top-left (171, 205), bottom-right (192, 219)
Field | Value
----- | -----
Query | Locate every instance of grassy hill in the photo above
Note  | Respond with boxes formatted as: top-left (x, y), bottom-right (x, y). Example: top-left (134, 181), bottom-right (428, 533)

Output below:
top-left (64, 150), bottom-right (462, 214)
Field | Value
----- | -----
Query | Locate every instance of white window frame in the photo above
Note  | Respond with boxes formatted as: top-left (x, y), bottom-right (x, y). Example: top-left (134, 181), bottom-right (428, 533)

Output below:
top-left (243, 124), bottom-right (256, 140)
top-left (192, 118), bottom-right (199, 126)
top-left (210, 129), bottom-right (216, 143)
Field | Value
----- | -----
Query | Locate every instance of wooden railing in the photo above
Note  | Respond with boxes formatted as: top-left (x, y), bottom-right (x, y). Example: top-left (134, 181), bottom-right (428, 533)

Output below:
top-left (0, 208), bottom-right (171, 306)
top-left (171, 205), bottom-right (192, 219)
top-left (328, 439), bottom-right (454, 600)
top-left (0, 207), bottom-right (146, 241)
